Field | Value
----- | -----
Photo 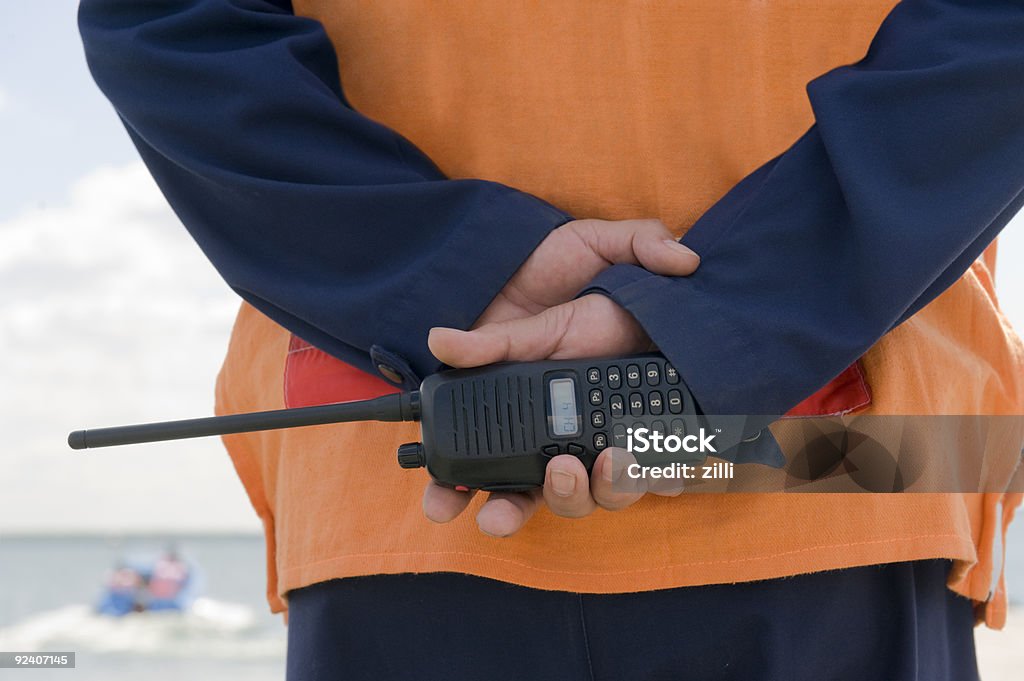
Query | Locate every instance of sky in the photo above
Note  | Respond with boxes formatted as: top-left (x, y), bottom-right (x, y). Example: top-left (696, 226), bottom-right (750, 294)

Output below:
top-left (0, 2), bottom-right (256, 533)
top-left (0, 2), bottom-right (1023, 534)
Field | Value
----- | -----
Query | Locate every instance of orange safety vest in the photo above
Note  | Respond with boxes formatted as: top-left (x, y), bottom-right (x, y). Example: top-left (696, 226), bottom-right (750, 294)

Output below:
top-left (216, 0), bottom-right (1024, 627)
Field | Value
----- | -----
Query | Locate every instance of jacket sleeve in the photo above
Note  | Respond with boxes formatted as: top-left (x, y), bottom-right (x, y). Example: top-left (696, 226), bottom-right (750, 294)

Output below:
top-left (78, 0), bottom-right (571, 389)
top-left (583, 0), bottom-right (1024, 415)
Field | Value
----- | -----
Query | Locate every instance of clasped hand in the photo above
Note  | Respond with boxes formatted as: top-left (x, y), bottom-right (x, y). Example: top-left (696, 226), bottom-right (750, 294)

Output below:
top-left (426, 219), bottom-right (701, 536)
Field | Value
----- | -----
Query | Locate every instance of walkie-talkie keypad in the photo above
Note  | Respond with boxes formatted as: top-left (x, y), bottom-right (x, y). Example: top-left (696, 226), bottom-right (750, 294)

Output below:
top-left (562, 356), bottom-right (691, 458)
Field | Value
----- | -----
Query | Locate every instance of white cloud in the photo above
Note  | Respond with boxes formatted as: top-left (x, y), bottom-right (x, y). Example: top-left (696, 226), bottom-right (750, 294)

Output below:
top-left (0, 85), bottom-right (9, 113)
top-left (0, 162), bottom-right (257, 533)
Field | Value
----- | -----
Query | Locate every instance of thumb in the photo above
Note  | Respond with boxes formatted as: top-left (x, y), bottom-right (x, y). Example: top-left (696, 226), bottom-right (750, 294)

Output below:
top-left (428, 308), bottom-right (566, 368)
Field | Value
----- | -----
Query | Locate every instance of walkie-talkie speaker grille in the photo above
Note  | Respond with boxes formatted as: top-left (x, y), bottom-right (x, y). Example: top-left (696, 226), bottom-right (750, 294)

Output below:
top-left (416, 366), bottom-right (559, 490)
top-left (447, 376), bottom-right (538, 458)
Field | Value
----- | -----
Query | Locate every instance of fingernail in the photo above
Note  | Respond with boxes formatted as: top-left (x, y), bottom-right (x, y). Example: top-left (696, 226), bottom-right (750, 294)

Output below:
top-left (602, 456), bottom-right (618, 483)
top-left (662, 240), bottom-right (699, 261)
top-left (430, 326), bottom-right (465, 336)
top-left (550, 470), bottom-right (577, 497)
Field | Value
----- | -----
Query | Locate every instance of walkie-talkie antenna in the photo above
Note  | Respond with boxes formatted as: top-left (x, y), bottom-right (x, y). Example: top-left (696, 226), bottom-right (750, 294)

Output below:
top-left (68, 392), bottom-right (420, 450)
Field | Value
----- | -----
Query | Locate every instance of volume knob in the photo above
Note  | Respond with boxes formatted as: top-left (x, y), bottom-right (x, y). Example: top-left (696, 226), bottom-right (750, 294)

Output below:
top-left (396, 442), bottom-right (426, 469)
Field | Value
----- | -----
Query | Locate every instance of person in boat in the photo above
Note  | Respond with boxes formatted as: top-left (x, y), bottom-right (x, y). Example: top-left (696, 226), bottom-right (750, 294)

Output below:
top-left (97, 560), bottom-right (146, 616)
top-left (145, 546), bottom-right (192, 611)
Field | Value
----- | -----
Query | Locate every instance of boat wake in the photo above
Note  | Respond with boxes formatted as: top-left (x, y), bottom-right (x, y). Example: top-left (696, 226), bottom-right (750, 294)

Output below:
top-left (0, 598), bottom-right (285, 658)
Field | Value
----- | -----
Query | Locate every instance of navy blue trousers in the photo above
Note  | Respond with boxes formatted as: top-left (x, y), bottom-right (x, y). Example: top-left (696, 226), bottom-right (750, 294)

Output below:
top-left (286, 560), bottom-right (978, 681)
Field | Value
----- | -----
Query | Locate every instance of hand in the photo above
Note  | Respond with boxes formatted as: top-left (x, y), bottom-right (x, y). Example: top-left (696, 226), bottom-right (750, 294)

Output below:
top-left (473, 218), bottom-right (699, 327)
top-left (433, 292), bottom-right (651, 366)
top-left (425, 293), bottom-right (686, 535)
top-left (421, 218), bottom-right (701, 537)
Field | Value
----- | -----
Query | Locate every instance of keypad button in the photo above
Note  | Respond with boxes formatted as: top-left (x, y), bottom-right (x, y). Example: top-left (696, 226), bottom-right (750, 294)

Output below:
top-left (645, 362), bottom-right (661, 386)
top-left (609, 395), bottom-right (624, 418)
top-left (670, 419), bottom-right (686, 438)
top-left (567, 443), bottom-right (585, 456)
top-left (652, 420), bottom-right (667, 436)
top-left (593, 433), bottom-right (608, 450)
top-left (542, 445), bottom-right (560, 457)
top-left (589, 388), bottom-right (603, 406)
top-left (668, 389), bottom-right (683, 414)
top-left (591, 411), bottom-right (605, 428)
top-left (587, 367), bottom-right (601, 384)
top-left (607, 366), bottom-right (622, 389)
top-left (665, 364), bottom-right (680, 384)
top-left (648, 391), bottom-right (664, 416)
top-left (612, 424), bottom-right (627, 448)
top-left (626, 364), bottom-right (642, 388)
top-left (628, 393), bottom-right (644, 416)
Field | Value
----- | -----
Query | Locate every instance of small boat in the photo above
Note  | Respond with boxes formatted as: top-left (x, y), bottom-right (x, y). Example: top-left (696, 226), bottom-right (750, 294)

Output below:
top-left (95, 548), bottom-right (199, 617)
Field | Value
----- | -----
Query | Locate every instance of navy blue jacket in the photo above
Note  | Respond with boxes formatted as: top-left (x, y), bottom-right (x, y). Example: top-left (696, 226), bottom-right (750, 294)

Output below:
top-left (79, 0), bottom-right (1024, 415)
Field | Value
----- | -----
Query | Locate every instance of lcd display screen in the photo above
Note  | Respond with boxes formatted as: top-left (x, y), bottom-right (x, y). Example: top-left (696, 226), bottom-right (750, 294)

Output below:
top-left (549, 378), bottom-right (579, 437)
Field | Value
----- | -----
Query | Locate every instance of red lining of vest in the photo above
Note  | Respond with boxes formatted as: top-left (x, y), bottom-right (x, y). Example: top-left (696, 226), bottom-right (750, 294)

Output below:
top-left (284, 334), bottom-right (872, 417)
top-left (284, 335), bottom-right (398, 409)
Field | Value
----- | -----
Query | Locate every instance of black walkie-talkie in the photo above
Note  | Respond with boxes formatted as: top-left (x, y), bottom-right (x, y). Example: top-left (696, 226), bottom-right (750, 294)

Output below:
top-left (69, 353), bottom-right (733, 491)
top-left (414, 354), bottom-right (701, 490)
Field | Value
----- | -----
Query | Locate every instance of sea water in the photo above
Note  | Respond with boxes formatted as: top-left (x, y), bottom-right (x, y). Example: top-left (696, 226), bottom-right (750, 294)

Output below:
top-left (0, 535), bottom-right (285, 680)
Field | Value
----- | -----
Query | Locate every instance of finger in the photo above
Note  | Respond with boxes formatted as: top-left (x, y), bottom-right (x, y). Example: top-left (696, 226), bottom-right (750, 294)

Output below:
top-left (476, 490), bottom-right (541, 537)
top-left (554, 294), bottom-right (653, 358)
top-left (645, 467), bottom-right (686, 496)
top-left (570, 219), bottom-right (700, 277)
top-left (543, 454), bottom-right (598, 518)
top-left (631, 228), bottom-right (701, 277)
top-left (422, 481), bottom-right (477, 523)
top-left (590, 448), bottom-right (648, 511)
top-left (428, 306), bottom-right (567, 368)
